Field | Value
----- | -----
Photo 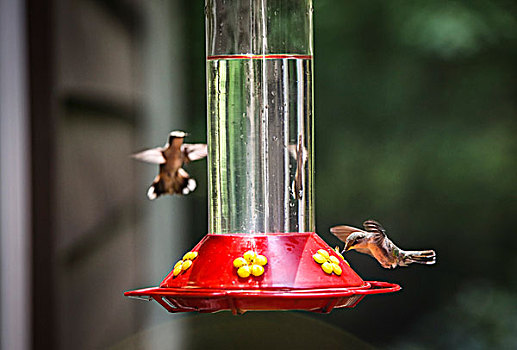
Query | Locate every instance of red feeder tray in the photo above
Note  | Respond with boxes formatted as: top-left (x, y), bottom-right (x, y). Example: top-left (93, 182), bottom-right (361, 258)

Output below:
top-left (125, 232), bottom-right (401, 314)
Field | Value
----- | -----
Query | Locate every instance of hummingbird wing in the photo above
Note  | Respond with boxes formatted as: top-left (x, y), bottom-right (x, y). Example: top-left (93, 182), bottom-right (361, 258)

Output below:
top-left (181, 143), bottom-right (208, 162)
top-left (362, 220), bottom-right (387, 237)
top-left (131, 148), bottom-right (166, 164)
top-left (330, 225), bottom-right (365, 242)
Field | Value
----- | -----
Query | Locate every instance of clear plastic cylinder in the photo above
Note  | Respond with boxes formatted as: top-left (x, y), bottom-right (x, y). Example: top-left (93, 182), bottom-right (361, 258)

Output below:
top-left (206, 0), bottom-right (314, 234)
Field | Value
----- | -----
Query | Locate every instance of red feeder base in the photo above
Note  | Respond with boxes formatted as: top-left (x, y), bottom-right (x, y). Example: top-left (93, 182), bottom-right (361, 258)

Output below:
top-left (125, 232), bottom-right (401, 314)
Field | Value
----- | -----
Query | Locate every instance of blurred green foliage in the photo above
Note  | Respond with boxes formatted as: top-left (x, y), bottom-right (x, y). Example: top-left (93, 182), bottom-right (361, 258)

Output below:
top-left (182, 0), bottom-right (517, 347)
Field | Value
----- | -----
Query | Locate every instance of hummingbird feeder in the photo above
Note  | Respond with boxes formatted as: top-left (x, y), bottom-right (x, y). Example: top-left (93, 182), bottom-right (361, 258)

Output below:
top-left (125, 0), bottom-right (400, 314)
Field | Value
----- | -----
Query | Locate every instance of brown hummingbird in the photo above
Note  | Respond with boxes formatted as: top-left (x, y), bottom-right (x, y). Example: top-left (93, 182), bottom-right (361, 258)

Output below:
top-left (132, 131), bottom-right (207, 200)
top-left (330, 220), bottom-right (436, 269)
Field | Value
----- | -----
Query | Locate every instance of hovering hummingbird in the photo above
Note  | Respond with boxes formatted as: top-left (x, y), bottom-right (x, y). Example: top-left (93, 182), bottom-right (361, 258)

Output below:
top-left (132, 131), bottom-right (207, 200)
top-left (330, 220), bottom-right (436, 269)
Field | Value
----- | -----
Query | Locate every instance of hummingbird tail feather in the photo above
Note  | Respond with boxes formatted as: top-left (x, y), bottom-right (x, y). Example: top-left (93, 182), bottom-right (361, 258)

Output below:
top-left (404, 250), bottom-right (436, 265)
top-left (147, 177), bottom-right (165, 200)
top-left (147, 186), bottom-right (158, 200)
top-left (177, 168), bottom-right (197, 195)
top-left (181, 178), bottom-right (197, 195)
top-left (147, 175), bottom-right (168, 200)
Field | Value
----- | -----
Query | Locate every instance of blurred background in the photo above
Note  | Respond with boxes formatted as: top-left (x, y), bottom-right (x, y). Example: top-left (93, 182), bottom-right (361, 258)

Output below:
top-left (1, 0), bottom-right (516, 349)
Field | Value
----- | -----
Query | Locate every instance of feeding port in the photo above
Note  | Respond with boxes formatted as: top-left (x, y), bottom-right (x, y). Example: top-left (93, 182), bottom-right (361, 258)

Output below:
top-left (125, 0), bottom-right (400, 314)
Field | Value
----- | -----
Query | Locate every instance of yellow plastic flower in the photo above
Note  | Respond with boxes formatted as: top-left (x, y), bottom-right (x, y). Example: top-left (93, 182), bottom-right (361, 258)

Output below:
top-left (173, 251), bottom-right (198, 277)
top-left (313, 249), bottom-right (342, 275)
top-left (233, 250), bottom-right (268, 278)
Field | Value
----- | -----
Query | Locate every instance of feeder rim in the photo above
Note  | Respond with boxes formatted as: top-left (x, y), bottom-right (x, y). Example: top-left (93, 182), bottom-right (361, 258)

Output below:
top-left (124, 281), bottom-right (401, 299)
